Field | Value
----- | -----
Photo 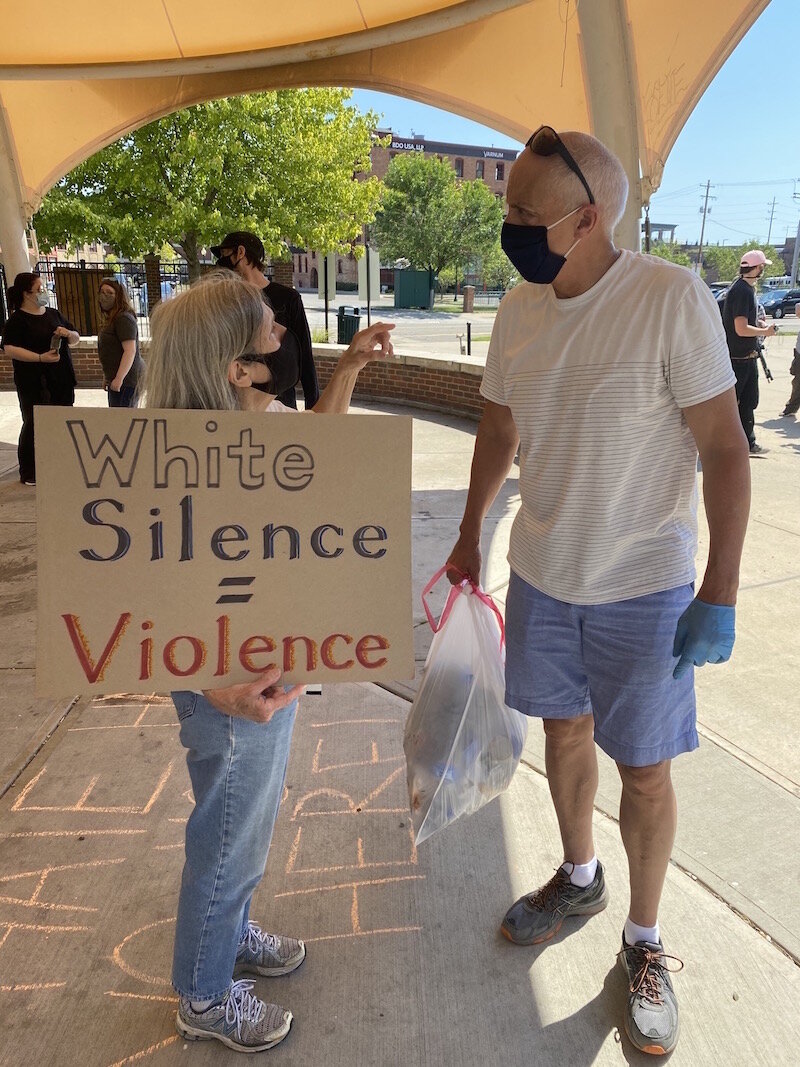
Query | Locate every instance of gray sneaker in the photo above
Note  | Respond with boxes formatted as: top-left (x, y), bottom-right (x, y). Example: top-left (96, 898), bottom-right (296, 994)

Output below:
top-left (618, 936), bottom-right (683, 1056)
top-left (501, 862), bottom-right (608, 945)
top-left (176, 979), bottom-right (292, 1052)
top-left (234, 920), bottom-right (306, 978)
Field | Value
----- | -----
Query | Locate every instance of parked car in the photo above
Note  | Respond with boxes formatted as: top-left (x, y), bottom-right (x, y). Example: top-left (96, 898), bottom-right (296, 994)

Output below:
top-left (762, 288), bottom-right (800, 318)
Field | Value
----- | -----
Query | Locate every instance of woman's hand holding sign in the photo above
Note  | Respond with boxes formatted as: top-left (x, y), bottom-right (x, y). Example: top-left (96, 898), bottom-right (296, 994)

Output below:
top-left (203, 667), bottom-right (305, 724)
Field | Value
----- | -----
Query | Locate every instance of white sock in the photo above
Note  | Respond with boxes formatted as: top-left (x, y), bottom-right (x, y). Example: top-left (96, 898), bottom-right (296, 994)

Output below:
top-left (561, 856), bottom-right (598, 888)
top-left (625, 916), bottom-right (660, 946)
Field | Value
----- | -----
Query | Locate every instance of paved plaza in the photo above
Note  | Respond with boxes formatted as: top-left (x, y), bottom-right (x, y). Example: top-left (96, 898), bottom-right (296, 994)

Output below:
top-left (0, 335), bottom-right (799, 1065)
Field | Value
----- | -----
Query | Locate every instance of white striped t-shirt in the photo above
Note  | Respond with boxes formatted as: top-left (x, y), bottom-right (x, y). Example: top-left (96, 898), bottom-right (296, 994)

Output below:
top-left (480, 250), bottom-right (736, 604)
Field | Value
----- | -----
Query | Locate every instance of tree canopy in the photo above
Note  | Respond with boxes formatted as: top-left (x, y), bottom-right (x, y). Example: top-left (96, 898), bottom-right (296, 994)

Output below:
top-left (372, 153), bottom-right (503, 276)
top-left (648, 242), bottom-right (692, 268)
top-left (34, 89), bottom-right (383, 278)
top-left (701, 242), bottom-right (786, 283)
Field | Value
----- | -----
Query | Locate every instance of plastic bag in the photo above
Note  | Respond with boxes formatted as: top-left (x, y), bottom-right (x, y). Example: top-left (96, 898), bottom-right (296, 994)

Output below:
top-left (403, 567), bottom-right (528, 845)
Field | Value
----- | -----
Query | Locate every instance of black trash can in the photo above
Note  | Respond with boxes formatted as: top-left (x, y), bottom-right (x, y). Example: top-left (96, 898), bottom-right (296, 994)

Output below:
top-left (337, 305), bottom-right (361, 344)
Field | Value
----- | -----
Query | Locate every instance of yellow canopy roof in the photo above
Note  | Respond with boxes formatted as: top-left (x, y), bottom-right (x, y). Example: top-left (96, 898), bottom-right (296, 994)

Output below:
top-left (0, 0), bottom-right (770, 262)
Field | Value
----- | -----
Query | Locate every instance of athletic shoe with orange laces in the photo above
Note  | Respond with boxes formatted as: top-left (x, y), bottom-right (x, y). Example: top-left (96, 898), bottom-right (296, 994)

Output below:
top-left (501, 862), bottom-right (608, 945)
top-left (618, 935), bottom-right (684, 1056)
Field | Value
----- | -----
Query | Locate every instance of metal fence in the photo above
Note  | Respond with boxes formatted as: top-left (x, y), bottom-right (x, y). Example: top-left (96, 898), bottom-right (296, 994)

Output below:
top-left (34, 258), bottom-right (197, 336)
top-left (473, 289), bottom-right (507, 308)
top-left (33, 259), bottom-right (275, 335)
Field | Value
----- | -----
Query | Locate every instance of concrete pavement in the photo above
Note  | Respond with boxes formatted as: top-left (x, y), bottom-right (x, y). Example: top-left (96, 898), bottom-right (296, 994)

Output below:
top-left (0, 335), bottom-right (799, 1065)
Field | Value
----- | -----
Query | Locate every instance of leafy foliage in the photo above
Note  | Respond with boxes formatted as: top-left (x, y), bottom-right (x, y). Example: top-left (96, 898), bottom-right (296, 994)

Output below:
top-left (372, 153), bottom-right (503, 276)
top-left (34, 89), bottom-right (383, 278)
top-left (702, 242), bottom-right (786, 284)
top-left (648, 242), bottom-right (692, 268)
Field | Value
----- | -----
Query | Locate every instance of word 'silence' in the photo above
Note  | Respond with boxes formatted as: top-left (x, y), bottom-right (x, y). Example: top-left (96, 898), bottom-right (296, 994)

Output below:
top-left (79, 495), bottom-right (388, 564)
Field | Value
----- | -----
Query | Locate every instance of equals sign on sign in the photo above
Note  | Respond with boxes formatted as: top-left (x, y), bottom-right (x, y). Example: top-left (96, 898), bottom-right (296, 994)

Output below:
top-left (216, 576), bottom-right (256, 604)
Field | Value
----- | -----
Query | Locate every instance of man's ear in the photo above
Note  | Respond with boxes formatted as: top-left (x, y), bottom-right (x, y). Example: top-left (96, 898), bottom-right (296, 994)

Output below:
top-left (575, 205), bottom-right (599, 237)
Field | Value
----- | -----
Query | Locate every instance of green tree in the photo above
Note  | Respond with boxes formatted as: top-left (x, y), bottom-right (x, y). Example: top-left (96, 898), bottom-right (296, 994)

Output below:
top-left (372, 153), bottom-right (502, 278)
top-left (702, 241), bottom-right (785, 284)
top-left (34, 89), bottom-right (383, 280)
top-left (649, 242), bottom-right (692, 268)
top-left (481, 239), bottom-right (519, 291)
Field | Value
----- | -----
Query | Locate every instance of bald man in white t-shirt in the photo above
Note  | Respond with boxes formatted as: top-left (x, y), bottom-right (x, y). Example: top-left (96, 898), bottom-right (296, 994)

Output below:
top-left (447, 127), bottom-right (749, 1057)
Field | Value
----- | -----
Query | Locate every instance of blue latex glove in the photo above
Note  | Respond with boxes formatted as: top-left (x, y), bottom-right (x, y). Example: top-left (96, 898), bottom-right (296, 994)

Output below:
top-left (672, 599), bottom-right (735, 679)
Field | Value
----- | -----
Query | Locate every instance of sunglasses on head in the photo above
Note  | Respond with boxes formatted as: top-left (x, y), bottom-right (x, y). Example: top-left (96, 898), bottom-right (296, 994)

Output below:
top-left (526, 125), bottom-right (595, 206)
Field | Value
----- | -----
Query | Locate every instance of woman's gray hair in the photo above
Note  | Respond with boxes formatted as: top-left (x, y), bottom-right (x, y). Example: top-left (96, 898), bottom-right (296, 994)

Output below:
top-left (552, 131), bottom-right (629, 237)
top-left (141, 270), bottom-right (266, 410)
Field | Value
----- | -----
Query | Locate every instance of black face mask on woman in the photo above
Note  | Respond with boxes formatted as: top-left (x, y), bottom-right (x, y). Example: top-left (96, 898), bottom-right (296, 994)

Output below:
top-left (500, 207), bottom-right (582, 285)
top-left (241, 328), bottom-right (301, 396)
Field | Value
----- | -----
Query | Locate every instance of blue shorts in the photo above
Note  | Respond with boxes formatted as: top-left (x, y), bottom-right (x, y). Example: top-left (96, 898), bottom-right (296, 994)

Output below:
top-left (504, 571), bottom-right (697, 767)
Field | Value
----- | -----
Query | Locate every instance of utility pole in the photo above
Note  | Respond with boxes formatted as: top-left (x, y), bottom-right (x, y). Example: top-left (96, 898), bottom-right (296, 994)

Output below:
top-left (697, 180), bottom-right (713, 274)
top-left (766, 197), bottom-right (777, 245)
top-left (791, 218), bottom-right (800, 285)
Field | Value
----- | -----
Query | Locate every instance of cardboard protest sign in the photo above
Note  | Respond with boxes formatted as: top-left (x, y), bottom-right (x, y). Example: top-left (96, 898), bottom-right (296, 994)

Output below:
top-left (35, 408), bottom-right (413, 696)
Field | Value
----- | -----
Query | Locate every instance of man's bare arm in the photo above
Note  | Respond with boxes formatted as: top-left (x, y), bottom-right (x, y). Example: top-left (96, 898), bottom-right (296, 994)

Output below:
top-left (682, 387), bottom-right (750, 605)
top-left (447, 400), bottom-right (519, 585)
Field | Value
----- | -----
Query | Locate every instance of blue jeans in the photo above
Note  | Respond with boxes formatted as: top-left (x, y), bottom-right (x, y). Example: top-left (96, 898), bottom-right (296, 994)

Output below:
top-left (171, 690), bottom-right (297, 1000)
top-left (108, 384), bottom-right (137, 408)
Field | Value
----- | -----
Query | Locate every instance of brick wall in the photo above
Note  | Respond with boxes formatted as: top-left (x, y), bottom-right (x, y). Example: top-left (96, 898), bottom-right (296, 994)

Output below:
top-left (313, 347), bottom-right (485, 420)
top-left (1, 340), bottom-right (486, 420)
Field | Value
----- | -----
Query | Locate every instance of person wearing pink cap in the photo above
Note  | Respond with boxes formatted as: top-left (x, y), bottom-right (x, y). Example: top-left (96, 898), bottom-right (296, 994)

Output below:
top-left (721, 249), bottom-right (778, 454)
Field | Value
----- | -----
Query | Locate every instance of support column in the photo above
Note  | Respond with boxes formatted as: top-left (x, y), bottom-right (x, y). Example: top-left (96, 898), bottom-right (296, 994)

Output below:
top-left (577, 0), bottom-right (644, 252)
top-left (144, 254), bottom-right (162, 315)
top-left (0, 107), bottom-right (32, 278)
top-left (271, 259), bottom-right (294, 287)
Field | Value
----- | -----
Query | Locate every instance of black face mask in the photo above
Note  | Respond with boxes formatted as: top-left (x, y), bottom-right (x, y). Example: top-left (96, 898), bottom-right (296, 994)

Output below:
top-left (500, 207), bottom-right (581, 285)
top-left (241, 329), bottom-right (301, 397)
top-left (216, 252), bottom-right (241, 272)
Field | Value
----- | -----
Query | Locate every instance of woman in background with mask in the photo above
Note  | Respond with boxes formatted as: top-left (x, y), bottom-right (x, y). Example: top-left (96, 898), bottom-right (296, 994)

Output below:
top-left (143, 269), bottom-right (393, 1054)
top-left (97, 277), bottom-right (143, 408)
top-left (1, 272), bottom-right (78, 485)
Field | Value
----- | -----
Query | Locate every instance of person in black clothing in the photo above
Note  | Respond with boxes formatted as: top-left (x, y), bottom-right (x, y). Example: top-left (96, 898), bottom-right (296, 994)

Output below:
top-left (1, 272), bottom-right (78, 484)
top-left (721, 249), bottom-right (777, 454)
top-left (210, 231), bottom-right (319, 409)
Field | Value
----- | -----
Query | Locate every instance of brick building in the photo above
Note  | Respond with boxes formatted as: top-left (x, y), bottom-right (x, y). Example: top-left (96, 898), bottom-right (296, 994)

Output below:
top-left (370, 129), bottom-right (517, 196)
top-left (289, 129), bottom-right (519, 290)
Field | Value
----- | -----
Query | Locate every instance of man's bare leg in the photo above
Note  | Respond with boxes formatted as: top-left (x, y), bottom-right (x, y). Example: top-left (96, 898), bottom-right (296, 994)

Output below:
top-left (617, 759), bottom-right (676, 928)
top-left (544, 715), bottom-right (598, 865)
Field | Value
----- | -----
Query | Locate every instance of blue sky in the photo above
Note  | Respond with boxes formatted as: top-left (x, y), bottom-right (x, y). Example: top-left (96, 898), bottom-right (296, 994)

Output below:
top-left (352, 0), bottom-right (799, 248)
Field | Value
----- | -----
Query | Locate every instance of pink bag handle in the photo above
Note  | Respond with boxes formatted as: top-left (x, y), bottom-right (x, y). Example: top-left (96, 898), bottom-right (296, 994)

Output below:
top-left (421, 565), bottom-right (506, 648)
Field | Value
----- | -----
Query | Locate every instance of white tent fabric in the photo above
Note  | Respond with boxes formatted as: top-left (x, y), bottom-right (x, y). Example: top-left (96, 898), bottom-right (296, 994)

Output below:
top-left (0, 0), bottom-right (771, 273)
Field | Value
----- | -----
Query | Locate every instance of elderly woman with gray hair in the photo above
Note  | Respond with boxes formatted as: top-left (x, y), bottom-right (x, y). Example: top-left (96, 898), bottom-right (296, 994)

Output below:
top-left (142, 270), bottom-right (394, 1053)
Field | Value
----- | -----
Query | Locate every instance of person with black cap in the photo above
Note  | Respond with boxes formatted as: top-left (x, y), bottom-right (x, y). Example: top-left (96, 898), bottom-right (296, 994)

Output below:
top-left (211, 232), bottom-right (319, 409)
top-left (721, 249), bottom-right (778, 454)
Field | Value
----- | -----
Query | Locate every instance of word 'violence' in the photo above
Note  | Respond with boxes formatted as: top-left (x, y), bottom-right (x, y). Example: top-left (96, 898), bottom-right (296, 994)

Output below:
top-left (62, 614), bottom-right (391, 684)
